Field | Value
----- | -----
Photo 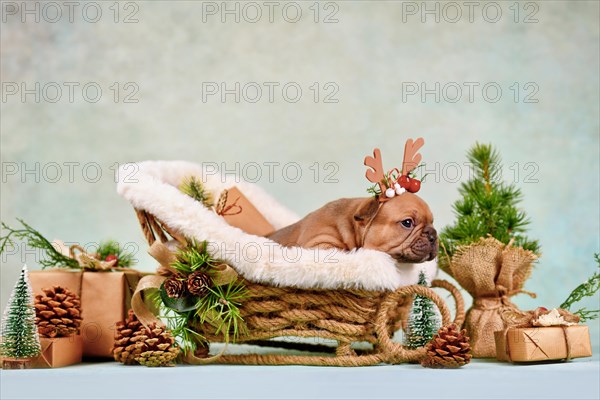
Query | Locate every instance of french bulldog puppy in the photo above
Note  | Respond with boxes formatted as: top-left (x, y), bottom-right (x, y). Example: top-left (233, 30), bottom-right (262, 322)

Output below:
top-left (267, 192), bottom-right (437, 263)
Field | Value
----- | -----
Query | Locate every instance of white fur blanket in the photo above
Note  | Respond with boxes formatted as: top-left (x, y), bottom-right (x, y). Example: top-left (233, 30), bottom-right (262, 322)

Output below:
top-left (116, 161), bottom-right (437, 291)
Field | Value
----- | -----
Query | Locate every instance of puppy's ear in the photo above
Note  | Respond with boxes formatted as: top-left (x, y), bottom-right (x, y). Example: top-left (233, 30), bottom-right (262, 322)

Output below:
top-left (354, 198), bottom-right (380, 223)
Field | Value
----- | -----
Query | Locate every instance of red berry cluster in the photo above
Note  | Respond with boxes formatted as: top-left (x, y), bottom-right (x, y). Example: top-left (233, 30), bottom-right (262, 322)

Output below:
top-left (398, 175), bottom-right (421, 193)
top-left (104, 254), bottom-right (119, 263)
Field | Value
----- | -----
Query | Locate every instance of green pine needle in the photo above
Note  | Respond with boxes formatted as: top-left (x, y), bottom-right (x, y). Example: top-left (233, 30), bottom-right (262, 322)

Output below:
top-left (157, 240), bottom-right (250, 352)
top-left (195, 281), bottom-right (249, 342)
top-left (171, 241), bottom-right (217, 274)
top-left (0, 220), bottom-right (79, 269)
top-left (96, 240), bottom-right (135, 267)
top-left (560, 254), bottom-right (600, 322)
top-left (162, 310), bottom-right (206, 355)
top-left (366, 184), bottom-right (381, 198)
top-left (179, 176), bottom-right (213, 208)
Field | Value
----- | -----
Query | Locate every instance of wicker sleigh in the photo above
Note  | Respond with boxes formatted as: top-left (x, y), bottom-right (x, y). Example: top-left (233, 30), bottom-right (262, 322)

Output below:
top-left (134, 208), bottom-right (465, 366)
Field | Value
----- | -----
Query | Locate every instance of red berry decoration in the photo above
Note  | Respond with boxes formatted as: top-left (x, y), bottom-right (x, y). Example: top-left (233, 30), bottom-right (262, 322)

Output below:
top-left (408, 179), bottom-right (421, 193)
top-left (398, 175), bottom-right (421, 193)
top-left (105, 254), bottom-right (118, 263)
top-left (398, 175), bottom-right (411, 189)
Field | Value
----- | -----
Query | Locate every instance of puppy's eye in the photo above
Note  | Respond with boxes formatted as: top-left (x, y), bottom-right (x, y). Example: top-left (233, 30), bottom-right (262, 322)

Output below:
top-left (400, 219), bottom-right (413, 228)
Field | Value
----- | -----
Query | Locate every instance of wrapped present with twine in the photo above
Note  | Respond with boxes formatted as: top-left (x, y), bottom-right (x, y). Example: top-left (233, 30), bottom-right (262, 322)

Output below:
top-left (33, 336), bottom-right (84, 368)
top-left (28, 241), bottom-right (149, 358)
top-left (495, 307), bottom-right (592, 362)
top-left (439, 237), bottom-right (538, 358)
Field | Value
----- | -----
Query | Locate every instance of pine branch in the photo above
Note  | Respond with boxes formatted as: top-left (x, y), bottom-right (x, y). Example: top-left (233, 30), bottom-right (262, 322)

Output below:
top-left (0, 220), bottom-right (79, 269)
top-left (179, 176), bottom-right (213, 208)
top-left (171, 241), bottom-right (216, 274)
top-left (367, 184), bottom-right (381, 198)
top-left (195, 281), bottom-right (248, 342)
top-left (560, 254), bottom-right (600, 321)
top-left (96, 240), bottom-right (135, 267)
top-left (163, 310), bottom-right (205, 355)
top-left (159, 241), bottom-right (249, 351)
top-left (571, 308), bottom-right (599, 323)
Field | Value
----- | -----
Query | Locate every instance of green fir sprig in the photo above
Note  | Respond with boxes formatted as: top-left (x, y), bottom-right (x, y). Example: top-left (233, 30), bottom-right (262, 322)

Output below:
top-left (96, 240), bottom-right (135, 267)
top-left (179, 176), bottom-right (213, 208)
top-left (560, 254), bottom-right (600, 322)
top-left (196, 281), bottom-right (248, 342)
top-left (171, 241), bottom-right (217, 274)
top-left (157, 241), bottom-right (249, 352)
top-left (408, 163), bottom-right (430, 182)
top-left (163, 310), bottom-right (206, 355)
top-left (366, 184), bottom-right (381, 198)
top-left (439, 143), bottom-right (540, 262)
top-left (0, 220), bottom-right (79, 269)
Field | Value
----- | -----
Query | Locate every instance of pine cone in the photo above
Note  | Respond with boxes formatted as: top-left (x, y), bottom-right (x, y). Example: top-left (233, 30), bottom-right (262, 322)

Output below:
top-left (164, 276), bottom-right (187, 298)
top-left (113, 310), bottom-right (180, 367)
top-left (421, 324), bottom-right (472, 369)
top-left (34, 286), bottom-right (82, 338)
top-left (187, 271), bottom-right (211, 297)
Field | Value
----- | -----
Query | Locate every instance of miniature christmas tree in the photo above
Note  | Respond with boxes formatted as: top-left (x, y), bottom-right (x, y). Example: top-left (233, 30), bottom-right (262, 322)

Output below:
top-left (0, 265), bottom-right (41, 368)
top-left (439, 143), bottom-right (540, 258)
top-left (405, 270), bottom-right (441, 349)
top-left (438, 143), bottom-right (541, 357)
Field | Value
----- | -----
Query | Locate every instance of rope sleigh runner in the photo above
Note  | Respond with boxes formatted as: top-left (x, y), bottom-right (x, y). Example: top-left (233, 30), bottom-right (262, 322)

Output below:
top-left (132, 210), bottom-right (465, 366)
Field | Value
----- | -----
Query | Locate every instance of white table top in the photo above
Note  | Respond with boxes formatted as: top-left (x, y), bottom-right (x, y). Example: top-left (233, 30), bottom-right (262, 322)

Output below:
top-left (2, 357), bottom-right (598, 400)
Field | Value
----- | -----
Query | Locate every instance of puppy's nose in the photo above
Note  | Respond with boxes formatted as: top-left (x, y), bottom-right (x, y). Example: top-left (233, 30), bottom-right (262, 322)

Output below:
top-left (424, 226), bottom-right (437, 244)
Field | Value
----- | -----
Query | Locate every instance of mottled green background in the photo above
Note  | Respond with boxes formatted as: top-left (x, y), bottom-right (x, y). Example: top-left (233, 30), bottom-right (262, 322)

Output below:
top-left (1, 1), bottom-right (598, 352)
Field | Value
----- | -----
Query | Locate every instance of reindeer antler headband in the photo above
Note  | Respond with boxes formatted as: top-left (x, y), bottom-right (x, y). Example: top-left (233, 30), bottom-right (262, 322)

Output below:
top-left (364, 138), bottom-right (425, 202)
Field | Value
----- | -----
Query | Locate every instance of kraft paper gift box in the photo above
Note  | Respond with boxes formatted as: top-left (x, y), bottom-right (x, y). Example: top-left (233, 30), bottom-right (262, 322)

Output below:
top-left (494, 325), bottom-right (592, 362)
top-left (30, 269), bottom-right (143, 358)
top-left (33, 335), bottom-right (83, 368)
top-left (220, 186), bottom-right (275, 237)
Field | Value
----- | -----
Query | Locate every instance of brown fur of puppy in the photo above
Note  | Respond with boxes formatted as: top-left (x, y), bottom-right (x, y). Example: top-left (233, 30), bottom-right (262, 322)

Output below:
top-left (267, 193), bottom-right (438, 263)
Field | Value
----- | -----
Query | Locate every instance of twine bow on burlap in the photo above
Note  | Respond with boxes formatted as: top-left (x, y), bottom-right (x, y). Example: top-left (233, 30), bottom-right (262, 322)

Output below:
top-left (439, 237), bottom-right (539, 358)
top-left (52, 240), bottom-right (126, 271)
top-left (131, 240), bottom-right (240, 364)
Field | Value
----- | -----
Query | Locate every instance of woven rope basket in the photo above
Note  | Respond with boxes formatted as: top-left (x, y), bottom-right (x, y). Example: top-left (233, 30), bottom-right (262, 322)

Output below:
top-left (135, 208), bottom-right (465, 366)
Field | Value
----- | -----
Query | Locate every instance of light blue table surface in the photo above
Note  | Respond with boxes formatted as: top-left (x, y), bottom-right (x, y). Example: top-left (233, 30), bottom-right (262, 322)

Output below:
top-left (2, 357), bottom-right (598, 400)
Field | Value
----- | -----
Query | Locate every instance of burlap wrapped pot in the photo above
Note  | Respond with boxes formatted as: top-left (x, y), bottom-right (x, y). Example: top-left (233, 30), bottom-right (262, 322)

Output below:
top-left (439, 237), bottom-right (538, 358)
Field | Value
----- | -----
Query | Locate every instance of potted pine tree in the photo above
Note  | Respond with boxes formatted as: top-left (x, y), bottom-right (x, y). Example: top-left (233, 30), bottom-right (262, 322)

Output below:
top-left (439, 143), bottom-right (540, 358)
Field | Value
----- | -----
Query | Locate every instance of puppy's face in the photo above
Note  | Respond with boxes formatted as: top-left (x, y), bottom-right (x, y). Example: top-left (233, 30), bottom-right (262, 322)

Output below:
top-left (353, 193), bottom-right (437, 263)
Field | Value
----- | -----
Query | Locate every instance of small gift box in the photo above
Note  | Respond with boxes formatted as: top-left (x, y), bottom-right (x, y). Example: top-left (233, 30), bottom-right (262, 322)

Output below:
top-left (216, 186), bottom-right (274, 236)
top-left (33, 336), bottom-right (83, 368)
top-left (495, 308), bottom-right (593, 362)
top-left (30, 269), bottom-right (144, 358)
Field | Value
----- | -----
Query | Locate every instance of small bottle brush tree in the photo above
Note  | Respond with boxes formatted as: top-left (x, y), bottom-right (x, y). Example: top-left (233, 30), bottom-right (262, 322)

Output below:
top-left (405, 270), bottom-right (441, 349)
top-left (0, 265), bottom-right (41, 368)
